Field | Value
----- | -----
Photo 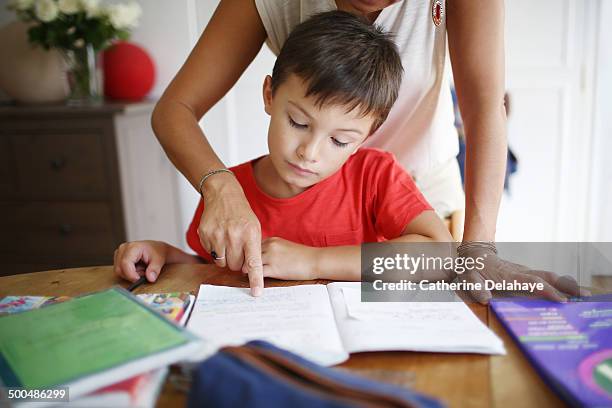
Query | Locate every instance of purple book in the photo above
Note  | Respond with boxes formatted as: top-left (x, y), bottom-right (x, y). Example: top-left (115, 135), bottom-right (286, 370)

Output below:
top-left (491, 295), bottom-right (612, 407)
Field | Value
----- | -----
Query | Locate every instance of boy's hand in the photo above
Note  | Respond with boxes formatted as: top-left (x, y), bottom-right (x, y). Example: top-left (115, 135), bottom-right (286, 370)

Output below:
top-left (113, 240), bottom-right (169, 283)
top-left (261, 237), bottom-right (319, 281)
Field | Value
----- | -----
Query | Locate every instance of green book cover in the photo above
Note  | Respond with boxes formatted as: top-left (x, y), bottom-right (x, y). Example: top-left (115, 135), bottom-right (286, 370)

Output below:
top-left (0, 287), bottom-right (196, 389)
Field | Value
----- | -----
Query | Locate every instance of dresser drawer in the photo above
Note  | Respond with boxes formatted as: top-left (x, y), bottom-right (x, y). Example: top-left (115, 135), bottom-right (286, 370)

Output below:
top-left (0, 135), bottom-right (16, 196)
top-left (9, 131), bottom-right (110, 200)
top-left (0, 202), bottom-right (119, 260)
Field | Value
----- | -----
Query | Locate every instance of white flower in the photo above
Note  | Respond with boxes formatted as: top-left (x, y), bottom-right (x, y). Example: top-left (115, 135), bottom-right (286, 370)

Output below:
top-left (58, 0), bottom-right (79, 14)
top-left (8, 0), bottom-right (35, 11)
top-left (35, 0), bottom-right (59, 22)
top-left (73, 38), bottom-right (85, 47)
top-left (107, 2), bottom-right (141, 29)
top-left (79, 0), bottom-right (101, 18)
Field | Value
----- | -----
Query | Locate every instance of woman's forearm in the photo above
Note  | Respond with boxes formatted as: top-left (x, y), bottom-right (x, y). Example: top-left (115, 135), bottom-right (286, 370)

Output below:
top-left (150, 0), bottom-right (267, 193)
top-left (462, 110), bottom-right (507, 242)
top-left (447, 0), bottom-right (506, 242)
top-left (151, 100), bottom-right (228, 191)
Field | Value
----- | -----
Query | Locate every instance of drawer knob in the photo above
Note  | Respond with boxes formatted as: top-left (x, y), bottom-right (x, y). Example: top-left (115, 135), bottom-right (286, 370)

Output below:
top-left (51, 158), bottom-right (67, 171)
top-left (59, 224), bottom-right (73, 235)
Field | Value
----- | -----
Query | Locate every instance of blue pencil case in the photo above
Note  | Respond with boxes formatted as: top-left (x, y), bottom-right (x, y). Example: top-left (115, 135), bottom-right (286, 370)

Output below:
top-left (187, 340), bottom-right (443, 408)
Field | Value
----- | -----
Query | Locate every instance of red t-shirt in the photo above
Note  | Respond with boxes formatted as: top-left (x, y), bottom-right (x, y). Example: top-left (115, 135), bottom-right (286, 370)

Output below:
top-left (187, 148), bottom-right (432, 261)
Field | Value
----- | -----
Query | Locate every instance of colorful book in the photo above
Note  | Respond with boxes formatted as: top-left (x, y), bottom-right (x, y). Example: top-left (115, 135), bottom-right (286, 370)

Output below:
top-left (0, 292), bottom-right (195, 408)
top-left (0, 288), bottom-right (200, 408)
top-left (491, 295), bottom-right (612, 408)
top-left (0, 292), bottom-right (195, 325)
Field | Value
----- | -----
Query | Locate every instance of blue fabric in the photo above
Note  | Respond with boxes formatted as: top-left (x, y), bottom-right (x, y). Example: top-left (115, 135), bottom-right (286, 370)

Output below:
top-left (187, 341), bottom-right (444, 408)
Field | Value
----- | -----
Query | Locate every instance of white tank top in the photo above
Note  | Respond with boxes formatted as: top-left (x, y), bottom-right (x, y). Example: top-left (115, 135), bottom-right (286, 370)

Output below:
top-left (254, 0), bottom-right (458, 177)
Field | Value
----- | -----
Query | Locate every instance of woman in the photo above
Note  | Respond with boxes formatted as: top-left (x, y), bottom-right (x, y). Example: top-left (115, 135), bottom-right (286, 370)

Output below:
top-left (151, 0), bottom-right (577, 301)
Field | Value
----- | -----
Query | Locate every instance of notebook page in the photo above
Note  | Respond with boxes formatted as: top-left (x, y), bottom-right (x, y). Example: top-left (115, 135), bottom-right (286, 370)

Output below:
top-left (326, 282), bottom-right (505, 355)
top-left (186, 284), bottom-right (349, 366)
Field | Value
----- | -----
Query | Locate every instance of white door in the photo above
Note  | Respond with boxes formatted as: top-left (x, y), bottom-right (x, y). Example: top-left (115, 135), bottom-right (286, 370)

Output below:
top-left (496, 0), bottom-right (598, 242)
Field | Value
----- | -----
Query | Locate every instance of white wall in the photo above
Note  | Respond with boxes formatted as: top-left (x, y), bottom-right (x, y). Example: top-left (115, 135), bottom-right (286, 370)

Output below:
top-left (129, 0), bottom-right (200, 249)
top-left (129, 1), bottom-right (198, 100)
top-left (496, 0), bottom-right (607, 242)
top-left (588, 0), bottom-right (612, 242)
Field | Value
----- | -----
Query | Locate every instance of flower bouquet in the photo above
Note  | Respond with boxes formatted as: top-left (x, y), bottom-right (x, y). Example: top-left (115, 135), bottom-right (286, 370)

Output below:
top-left (7, 0), bottom-right (142, 104)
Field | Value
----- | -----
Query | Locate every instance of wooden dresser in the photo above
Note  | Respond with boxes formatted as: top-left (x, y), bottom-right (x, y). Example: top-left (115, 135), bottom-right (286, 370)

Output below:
top-left (0, 102), bottom-right (184, 276)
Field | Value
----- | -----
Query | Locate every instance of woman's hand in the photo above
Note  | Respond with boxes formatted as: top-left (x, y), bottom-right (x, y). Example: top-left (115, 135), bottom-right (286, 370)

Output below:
top-left (261, 237), bottom-right (319, 281)
top-left (456, 242), bottom-right (586, 303)
top-left (114, 240), bottom-right (169, 283)
top-left (198, 174), bottom-right (264, 296)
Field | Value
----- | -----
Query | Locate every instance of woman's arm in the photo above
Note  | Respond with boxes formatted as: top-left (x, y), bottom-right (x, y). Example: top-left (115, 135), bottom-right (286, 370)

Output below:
top-left (151, 0), bottom-right (267, 295)
top-left (446, 0), bottom-right (507, 242)
top-left (445, 1), bottom-right (581, 303)
top-left (261, 211), bottom-right (454, 282)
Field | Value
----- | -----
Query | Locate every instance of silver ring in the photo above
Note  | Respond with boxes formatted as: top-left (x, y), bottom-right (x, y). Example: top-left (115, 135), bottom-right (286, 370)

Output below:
top-left (210, 250), bottom-right (225, 261)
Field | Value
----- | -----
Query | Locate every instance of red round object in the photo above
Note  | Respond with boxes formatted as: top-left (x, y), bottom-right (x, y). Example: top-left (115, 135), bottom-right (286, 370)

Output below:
top-left (103, 41), bottom-right (155, 101)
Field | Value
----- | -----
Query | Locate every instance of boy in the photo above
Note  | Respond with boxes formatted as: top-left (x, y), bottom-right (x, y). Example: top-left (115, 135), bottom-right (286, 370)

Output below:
top-left (114, 11), bottom-right (452, 292)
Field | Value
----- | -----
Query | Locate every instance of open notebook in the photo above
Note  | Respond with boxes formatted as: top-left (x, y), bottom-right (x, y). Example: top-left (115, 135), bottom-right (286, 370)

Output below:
top-left (187, 282), bottom-right (505, 366)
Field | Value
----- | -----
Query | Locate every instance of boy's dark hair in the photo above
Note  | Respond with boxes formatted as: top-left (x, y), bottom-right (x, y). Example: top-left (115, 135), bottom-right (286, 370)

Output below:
top-left (271, 11), bottom-right (403, 133)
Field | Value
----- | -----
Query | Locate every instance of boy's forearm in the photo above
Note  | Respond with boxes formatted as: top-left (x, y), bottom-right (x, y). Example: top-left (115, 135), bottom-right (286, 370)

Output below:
top-left (313, 234), bottom-right (440, 281)
top-left (314, 245), bottom-right (361, 281)
top-left (163, 242), bottom-right (204, 265)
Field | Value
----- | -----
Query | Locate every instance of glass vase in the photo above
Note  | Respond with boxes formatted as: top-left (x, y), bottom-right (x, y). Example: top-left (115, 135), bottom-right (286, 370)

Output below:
top-left (63, 44), bottom-right (102, 105)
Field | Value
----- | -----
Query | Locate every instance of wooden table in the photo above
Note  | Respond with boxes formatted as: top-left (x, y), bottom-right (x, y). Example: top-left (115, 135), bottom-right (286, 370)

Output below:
top-left (0, 265), bottom-right (567, 408)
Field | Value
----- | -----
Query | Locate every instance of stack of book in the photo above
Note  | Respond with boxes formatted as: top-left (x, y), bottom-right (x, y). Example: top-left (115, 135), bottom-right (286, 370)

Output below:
top-left (0, 290), bottom-right (197, 407)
